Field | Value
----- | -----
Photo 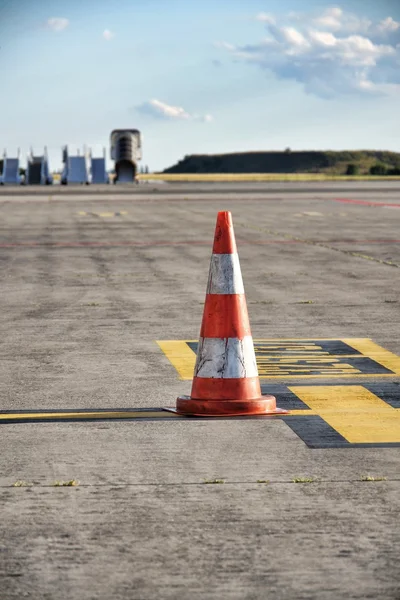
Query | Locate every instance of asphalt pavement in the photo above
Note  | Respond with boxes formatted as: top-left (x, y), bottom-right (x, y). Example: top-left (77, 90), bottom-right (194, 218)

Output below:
top-left (0, 182), bottom-right (399, 599)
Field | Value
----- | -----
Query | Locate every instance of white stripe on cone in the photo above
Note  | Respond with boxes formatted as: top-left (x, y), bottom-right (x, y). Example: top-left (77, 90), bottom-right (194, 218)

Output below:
top-left (194, 337), bottom-right (258, 379)
top-left (207, 253), bottom-right (244, 295)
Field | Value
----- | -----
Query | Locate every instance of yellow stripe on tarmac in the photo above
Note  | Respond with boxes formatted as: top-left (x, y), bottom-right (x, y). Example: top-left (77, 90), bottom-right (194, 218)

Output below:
top-left (98, 211), bottom-right (128, 218)
top-left (0, 409), bottom-right (310, 423)
top-left (157, 340), bottom-right (196, 380)
top-left (290, 385), bottom-right (400, 443)
top-left (342, 338), bottom-right (400, 376)
top-left (0, 411), bottom-right (179, 422)
top-left (78, 211), bottom-right (128, 218)
top-left (158, 339), bottom-right (400, 380)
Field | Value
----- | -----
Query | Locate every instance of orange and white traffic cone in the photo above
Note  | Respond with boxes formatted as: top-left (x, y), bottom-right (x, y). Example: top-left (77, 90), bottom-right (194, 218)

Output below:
top-left (173, 211), bottom-right (288, 417)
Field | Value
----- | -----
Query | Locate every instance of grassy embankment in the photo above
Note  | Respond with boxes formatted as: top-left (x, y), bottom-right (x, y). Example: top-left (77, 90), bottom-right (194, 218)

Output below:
top-left (156, 150), bottom-right (400, 181)
top-left (137, 173), bottom-right (400, 181)
top-left (49, 172), bottom-right (400, 182)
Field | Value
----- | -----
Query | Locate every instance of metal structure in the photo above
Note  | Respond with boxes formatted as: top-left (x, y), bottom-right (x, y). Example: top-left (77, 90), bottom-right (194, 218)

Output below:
top-left (110, 129), bottom-right (142, 184)
top-left (26, 147), bottom-right (52, 185)
top-left (90, 148), bottom-right (109, 184)
top-left (0, 149), bottom-right (22, 185)
top-left (61, 145), bottom-right (90, 185)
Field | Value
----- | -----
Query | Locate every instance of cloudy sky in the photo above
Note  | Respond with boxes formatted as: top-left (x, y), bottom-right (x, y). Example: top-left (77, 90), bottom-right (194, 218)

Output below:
top-left (0, 0), bottom-right (399, 171)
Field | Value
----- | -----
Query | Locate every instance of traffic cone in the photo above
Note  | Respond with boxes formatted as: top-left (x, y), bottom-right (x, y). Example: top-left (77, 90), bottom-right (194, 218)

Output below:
top-left (172, 211), bottom-right (288, 417)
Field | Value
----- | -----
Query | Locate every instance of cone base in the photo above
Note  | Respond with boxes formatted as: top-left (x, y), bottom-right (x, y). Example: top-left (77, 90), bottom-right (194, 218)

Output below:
top-left (168, 395), bottom-right (289, 417)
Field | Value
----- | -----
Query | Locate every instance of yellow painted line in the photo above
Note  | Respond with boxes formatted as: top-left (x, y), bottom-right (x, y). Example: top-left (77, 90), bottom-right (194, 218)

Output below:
top-left (98, 212), bottom-right (127, 218)
top-left (0, 411), bottom-right (179, 421)
top-left (157, 340), bottom-right (196, 380)
top-left (157, 339), bottom-right (400, 380)
top-left (78, 211), bottom-right (128, 218)
top-left (0, 409), bottom-right (313, 422)
top-left (253, 338), bottom-right (359, 341)
top-left (285, 410), bottom-right (316, 416)
top-left (258, 375), bottom-right (390, 380)
top-left (342, 338), bottom-right (400, 376)
top-left (290, 385), bottom-right (400, 443)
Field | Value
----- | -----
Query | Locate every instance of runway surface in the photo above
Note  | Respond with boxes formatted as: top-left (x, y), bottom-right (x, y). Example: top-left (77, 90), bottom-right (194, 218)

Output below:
top-left (0, 182), bottom-right (399, 599)
top-left (2, 179), bottom-right (400, 196)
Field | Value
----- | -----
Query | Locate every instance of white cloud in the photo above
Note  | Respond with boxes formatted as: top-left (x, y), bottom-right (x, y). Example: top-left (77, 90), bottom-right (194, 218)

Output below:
top-left (279, 26), bottom-right (310, 49)
top-left (47, 17), bottom-right (69, 32)
top-left (327, 7), bottom-right (343, 18)
top-left (140, 99), bottom-right (191, 120)
top-left (295, 7), bottom-right (371, 34)
top-left (256, 13), bottom-right (275, 25)
top-left (313, 7), bottom-right (343, 30)
top-left (215, 7), bottom-right (400, 99)
top-left (103, 29), bottom-right (115, 41)
top-left (377, 17), bottom-right (400, 33)
top-left (135, 99), bottom-right (213, 122)
top-left (214, 41), bottom-right (236, 51)
top-left (308, 30), bottom-right (337, 47)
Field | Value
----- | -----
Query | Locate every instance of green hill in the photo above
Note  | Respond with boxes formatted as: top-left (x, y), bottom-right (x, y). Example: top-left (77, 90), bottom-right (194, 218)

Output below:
top-left (163, 150), bottom-right (400, 175)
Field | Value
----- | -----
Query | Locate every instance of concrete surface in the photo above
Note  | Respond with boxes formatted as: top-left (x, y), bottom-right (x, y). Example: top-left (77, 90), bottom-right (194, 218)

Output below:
top-left (2, 180), bottom-right (400, 196)
top-left (0, 182), bottom-right (399, 599)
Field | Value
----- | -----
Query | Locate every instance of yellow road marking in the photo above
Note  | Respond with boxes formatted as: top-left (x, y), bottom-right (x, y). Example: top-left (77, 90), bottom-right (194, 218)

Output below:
top-left (157, 340), bottom-right (196, 379)
top-left (290, 385), bottom-right (400, 443)
top-left (0, 410), bottom-right (178, 421)
top-left (342, 338), bottom-right (400, 376)
top-left (0, 408), bottom-right (314, 423)
top-left (2, 388), bottom-right (398, 447)
top-left (98, 211), bottom-right (127, 218)
top-left (78, 211), bottom-right (128, 218)
top-left (157, 339), bottom-right (400, 380)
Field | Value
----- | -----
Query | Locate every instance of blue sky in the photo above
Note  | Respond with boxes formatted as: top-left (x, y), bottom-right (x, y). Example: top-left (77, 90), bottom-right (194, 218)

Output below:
top-left (0, 0), bottom-right (399, 171)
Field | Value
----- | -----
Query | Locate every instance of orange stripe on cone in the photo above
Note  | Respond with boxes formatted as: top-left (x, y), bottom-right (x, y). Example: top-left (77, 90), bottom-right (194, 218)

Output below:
top-left (169, 211), bottom-right (288, 417)
top-left (200, 294), bottom-right (251, 339)
top-left (176, 396), bottom-right (278, 417)
top-left (191, 376), bottom-right (261, 401)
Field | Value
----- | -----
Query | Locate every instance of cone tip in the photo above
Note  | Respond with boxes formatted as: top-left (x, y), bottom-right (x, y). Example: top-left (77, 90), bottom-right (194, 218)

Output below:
top-left (213, 211), bottom-right (236, 254)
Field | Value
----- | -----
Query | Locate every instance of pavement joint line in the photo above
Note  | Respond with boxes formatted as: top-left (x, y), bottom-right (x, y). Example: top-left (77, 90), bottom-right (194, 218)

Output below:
top-left (237, 222), bottom-right (400, 269)
top-left (3, 480), bottom-right (400, 489)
